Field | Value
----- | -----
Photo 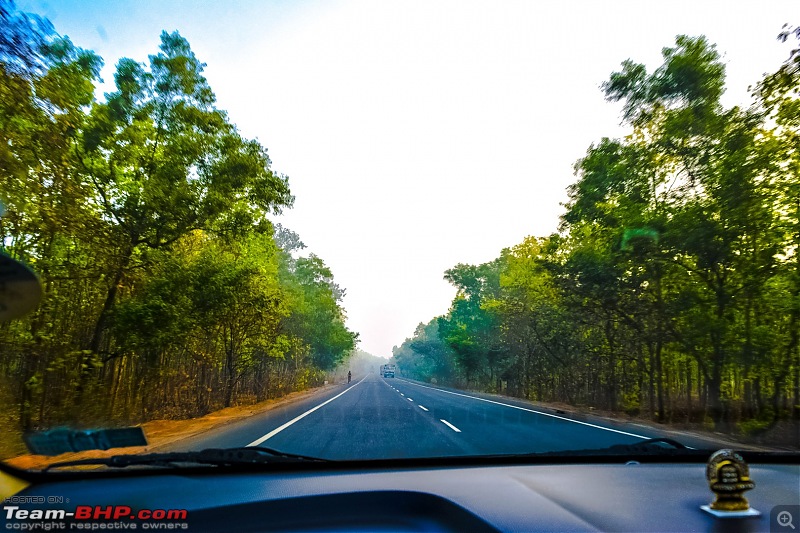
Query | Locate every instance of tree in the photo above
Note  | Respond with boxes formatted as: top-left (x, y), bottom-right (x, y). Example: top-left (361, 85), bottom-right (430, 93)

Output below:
top-left (398, 33), bottom-right (797, 436)
top-left (1, 2), bottom-right (104, 431)
top-left (0, 0), bottom-right (53, 75)
top-left (393, 319), bottom-right (455, 384)
top-left (0, 4), bottom-right (357, 452)
top-left (280, 254), bottom-right (357, 375)
top-left (78, 31), bottom-right (293, 362)
top-left (439, 260), bottom-right (506, 388)
top-left (754, 24), bottom-right (800, 420)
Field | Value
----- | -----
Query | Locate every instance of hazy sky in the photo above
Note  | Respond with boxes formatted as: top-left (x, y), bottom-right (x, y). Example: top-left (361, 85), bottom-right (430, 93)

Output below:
top-left (19, 0), bottom-right (798, 357)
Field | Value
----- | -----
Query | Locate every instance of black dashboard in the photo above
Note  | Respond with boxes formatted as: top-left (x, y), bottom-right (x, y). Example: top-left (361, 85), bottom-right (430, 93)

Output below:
top-left (2, 458), bottom-right (798, 532)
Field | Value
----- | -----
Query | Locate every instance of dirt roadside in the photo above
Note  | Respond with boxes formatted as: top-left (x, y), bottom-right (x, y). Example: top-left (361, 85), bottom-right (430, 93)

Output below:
top-left (5, 382), bottom-right (338, 470)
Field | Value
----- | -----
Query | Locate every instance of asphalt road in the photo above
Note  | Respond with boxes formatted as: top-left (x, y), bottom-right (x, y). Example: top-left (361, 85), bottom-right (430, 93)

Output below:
top-left (167, 372), bottom-right (734, 459)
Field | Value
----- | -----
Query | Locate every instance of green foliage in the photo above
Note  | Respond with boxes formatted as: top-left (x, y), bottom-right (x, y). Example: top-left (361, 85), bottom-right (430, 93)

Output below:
top-left (0, 2), bottom-right (356, 446)
top-left (280, 254), bottom-right (357, 371)
top-left (393, 319), bottom-right (455, 384)
top-left (398, 33), bottom-right (800, 431)
top-left (738, 409), bottom-right (776, 436)
top-left (0, 0), bottom-right (54, 75)
top-left (603, 35), bottom-right (725, 126)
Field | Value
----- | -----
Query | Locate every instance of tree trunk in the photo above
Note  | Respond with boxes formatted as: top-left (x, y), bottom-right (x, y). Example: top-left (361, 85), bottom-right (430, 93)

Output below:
top-left (224, 348), bottom-right (237, 408)
top-left (699, 368), bottom-right (708, 421)
top-left (664, 358), bottom-right (672, 423)
top-left (686, 359), bottom-right (693, 423)
top-left (708, 283), bottom-right (728, 430)
top-left (655, 340), bottom-right (665, 422)
top-left (605, 320), bottom-right (617, 411)
top-left (73, 246), bottom-right (134, 415)
top-left (707, 366), bottom-right (723, 429)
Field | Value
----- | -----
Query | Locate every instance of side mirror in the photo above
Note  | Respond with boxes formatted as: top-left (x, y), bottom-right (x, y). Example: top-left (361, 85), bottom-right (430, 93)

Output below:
top-left (0, 253), bottom-right (42, 321)
top-left (0, 199), bottom-right (42, 321)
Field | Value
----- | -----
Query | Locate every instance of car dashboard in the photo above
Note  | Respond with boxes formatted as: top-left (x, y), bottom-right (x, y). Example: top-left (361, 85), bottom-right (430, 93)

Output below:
top-left (2, 456), bottom-right (798, 532)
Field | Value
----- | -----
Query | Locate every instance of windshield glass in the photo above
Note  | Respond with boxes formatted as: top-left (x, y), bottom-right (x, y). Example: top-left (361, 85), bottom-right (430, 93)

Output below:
top-left (1, 0), bottom-right (798, 469)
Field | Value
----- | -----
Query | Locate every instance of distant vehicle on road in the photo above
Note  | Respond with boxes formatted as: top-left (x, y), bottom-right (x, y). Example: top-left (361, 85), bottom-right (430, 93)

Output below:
top-left (381, 364), bottom-right (396, 378)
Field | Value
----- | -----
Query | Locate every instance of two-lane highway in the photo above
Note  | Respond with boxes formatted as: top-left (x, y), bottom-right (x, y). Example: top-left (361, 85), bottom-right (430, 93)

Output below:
top-left (168, 372), bottom-right (679, 459)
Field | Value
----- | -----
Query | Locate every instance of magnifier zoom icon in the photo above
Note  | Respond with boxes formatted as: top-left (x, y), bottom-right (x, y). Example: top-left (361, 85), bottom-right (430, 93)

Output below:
top-left (778, 510), bottom-right (795, 529)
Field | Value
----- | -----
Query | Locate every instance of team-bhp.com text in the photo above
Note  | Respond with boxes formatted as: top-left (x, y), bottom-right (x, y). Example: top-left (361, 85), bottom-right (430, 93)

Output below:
top-left (4, 506), bottom-right (189, 530)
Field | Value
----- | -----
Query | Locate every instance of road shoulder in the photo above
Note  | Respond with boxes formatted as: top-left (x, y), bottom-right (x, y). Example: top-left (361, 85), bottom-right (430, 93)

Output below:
top-left (6, 382), bottom-right (340, 469)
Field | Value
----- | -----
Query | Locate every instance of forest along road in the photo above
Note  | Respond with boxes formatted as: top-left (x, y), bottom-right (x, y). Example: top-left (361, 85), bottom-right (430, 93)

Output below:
top-left (164, 372), bottom-right (729, 459)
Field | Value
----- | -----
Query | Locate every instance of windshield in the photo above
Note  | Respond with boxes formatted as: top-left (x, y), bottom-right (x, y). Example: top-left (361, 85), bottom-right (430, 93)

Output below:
top-left (1, 0), bottom-right (798, 470)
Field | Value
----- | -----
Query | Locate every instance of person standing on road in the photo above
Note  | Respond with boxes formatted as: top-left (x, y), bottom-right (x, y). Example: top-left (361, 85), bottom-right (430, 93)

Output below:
top-left (347, 371), bottom-right (351, 383)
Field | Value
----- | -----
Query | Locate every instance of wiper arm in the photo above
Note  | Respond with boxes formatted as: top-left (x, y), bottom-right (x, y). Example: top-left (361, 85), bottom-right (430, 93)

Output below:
top-left (583, 437), bottom-right (699, 454)
top-left (43, 446), bottom-right (329, 471)
top-left (515, 438), bottom-right (710, 459)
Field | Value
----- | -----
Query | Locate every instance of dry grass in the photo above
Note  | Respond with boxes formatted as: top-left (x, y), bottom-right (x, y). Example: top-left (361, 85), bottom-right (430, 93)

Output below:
top-left (4, 383), bottom-right (335, 470)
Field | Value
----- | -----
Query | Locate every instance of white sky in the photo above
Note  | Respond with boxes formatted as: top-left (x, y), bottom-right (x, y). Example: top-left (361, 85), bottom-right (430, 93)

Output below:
top-left (20, 0), bottom-right (799, 357)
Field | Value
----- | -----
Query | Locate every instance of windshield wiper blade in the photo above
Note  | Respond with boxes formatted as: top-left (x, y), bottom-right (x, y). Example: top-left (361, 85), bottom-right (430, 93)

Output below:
top-left (43, 446), bottom-right (329, 471)
top-left (512, 438), bottom-right (711, 459)
top-left (581, 437), bottom-right (698, 454)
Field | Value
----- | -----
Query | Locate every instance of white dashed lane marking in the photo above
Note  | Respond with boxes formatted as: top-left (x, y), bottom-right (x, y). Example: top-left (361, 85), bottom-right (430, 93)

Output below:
top-left (440, 419), bottom-right (461, 432)
top-left (401, 380), bottom-right (646, 440)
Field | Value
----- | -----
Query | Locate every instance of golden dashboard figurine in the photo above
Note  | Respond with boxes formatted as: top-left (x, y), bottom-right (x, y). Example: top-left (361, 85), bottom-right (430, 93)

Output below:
top-left (701, 449), bottom-right (760, 517)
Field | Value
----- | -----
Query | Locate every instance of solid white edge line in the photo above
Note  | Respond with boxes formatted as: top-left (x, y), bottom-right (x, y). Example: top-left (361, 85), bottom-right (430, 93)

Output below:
top-left (400, 379), bottom-right (647, 440)
top-left (440, 419), bottom-right (461, 432)
top-left (418, 405), bottom-right (429, 411)
top-left (247, 376), bottom-right (365, 447)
